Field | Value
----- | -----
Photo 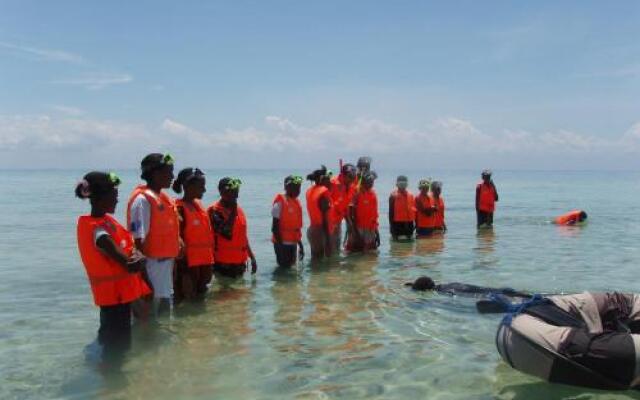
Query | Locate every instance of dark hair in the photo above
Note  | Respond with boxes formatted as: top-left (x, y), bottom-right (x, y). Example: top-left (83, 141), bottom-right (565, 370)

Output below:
top-left (172, 167), bottom-right (205, 194)
top-left (140, 153), bottom-right (174, 181)
top-left (579, 211), bottom-right (588, 221)
top-left (404, 276), bottom-right (436, 291)
top-left (306, 165), bottom-right (328, 183)
top-left (75, 171), bottom-right (120, 200)
top-left (341, 163), bottom-right (356, 176)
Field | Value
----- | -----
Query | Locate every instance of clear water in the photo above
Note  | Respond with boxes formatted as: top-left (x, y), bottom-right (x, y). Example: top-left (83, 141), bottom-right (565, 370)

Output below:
top-left (2, 169), bottom-right (640, 400)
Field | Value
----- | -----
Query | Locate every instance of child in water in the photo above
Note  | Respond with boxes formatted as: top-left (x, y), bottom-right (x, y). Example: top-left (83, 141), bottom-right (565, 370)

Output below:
top-left (305, 166), bottom-right (334, 258)
top-left (76, 172), bottom-right (150, 354)
top-left (208, 177), bottom-right (257, 278)
top-left (271, 175), bottom-right (305, 267)
top-left (172, 168), bottom-right (214, 302)
top-left (389, 175), bottom-right (416, 240)
top-left (127, 153), bottom-right (180, 316)
top-left (346, 171), bottom-right (380, 251)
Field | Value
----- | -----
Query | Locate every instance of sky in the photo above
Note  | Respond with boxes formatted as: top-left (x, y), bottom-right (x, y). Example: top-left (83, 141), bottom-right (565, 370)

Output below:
top-left (0, 1), bottom-right (639, 170)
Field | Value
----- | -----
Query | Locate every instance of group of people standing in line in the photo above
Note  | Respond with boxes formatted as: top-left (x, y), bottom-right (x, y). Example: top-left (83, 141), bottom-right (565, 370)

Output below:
top-left (74, 153), bottom-right (501, 356)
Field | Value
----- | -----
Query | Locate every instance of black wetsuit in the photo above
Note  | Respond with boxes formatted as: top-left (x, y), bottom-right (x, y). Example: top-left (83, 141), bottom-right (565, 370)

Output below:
top-left (435, 283), bottom-right (530, 298)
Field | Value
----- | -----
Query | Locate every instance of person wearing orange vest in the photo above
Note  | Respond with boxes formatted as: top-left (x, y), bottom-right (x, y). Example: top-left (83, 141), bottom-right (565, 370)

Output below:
top-left (172, 168), bottom-right (214, 302)
top-left (208, 177), bottom-right (257, 279)
top-left (389, 175), bottom-right (416, 240)
top-left (329, 163), bottom-right (357, 251)
top-left (476, 169), bottom-right (499, 228)
top-left (429, 181), bottom-right (446, 232)
top-left (555, 210), bottom-right (587, 225)
top-left (272, 175), bottom-right (305, 267)
top-left (305, 165), bottom-right (334, 259)
top-left (127, 153), bottom-right (180, 316)
top-left (415, 179), bottom-right (436, 237)
top-left (76, 171), bottom-right (150, 356)
top-left (346, 171), bottom-right (380, 252)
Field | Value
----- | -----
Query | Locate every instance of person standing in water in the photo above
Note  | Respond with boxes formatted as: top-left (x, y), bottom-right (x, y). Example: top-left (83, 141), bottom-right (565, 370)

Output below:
top-left (430, 181), bottom-right (446, 232)
top-left (172, 168), bottom-right (214, 302)
top-left (415, 179), bottom-right (435, 237)
top-left (356, 156), bottom-right (372, 187)
top-left (346, 171), bottom-right (380, 252)
top-left (305, 166), bottom-right (334, 259)
top-left (476, 169), bottom-right (499, 228)
top-left (329, 163), bottom-right (357, 250)
top-left (389, 175), bottom-right (416, 240)
top-left (208, 177), bottom-right (257, 279)
top-left (127, 153), bottom-right (180, 316)
top-left (76, 172), bottom-right (150, 355)
top-left (272, 175), bottom-right (305, 267)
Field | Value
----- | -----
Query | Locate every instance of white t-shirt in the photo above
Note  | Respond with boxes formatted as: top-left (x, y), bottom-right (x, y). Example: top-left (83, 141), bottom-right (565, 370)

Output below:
top-left (128, 193), bottom-right (174, 299)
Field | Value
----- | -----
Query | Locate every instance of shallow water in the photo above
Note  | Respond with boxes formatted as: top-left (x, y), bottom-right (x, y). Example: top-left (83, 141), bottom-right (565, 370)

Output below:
top-left (2, 169), bottom-right (640, 399)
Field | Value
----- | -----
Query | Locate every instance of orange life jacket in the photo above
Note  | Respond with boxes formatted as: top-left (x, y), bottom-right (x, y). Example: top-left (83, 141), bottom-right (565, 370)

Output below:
top-left (555, 210), bottom-right (583, 225)
top-left (77, 214), bottom-right (151, 306)
top-left (126, 185), bottom-right (180, 258)
top-left (416, 193), bottom-right (435, 228)
top-left (176, 199), bottom-right (214, 267)
top-left (330, 175), bottom-right (356, 224)
top-left (353, 188), bottom-right (378, 230)
top-left (431, 195), bottom-right (445, 229)
top-left (391, 189), bottom-right (416, 222)
top-left (306, 185), bottom-right (334, 230)
top-left (477, 182), bottom-right (496, 213)
top-left (208, 201), bottom-right (249, 264)
top-left (272, 193), bottom-right (303, 243)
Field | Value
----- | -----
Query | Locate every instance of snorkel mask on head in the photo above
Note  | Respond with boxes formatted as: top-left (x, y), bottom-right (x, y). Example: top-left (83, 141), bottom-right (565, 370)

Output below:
top-left (108, 172), bottom-right (122, 187)
top-left (227, 177), bottom-right (242, 190)
top-left (163, 153), bottom-right (175, 166)
top-left (286, 175), bottom-right (303, 186)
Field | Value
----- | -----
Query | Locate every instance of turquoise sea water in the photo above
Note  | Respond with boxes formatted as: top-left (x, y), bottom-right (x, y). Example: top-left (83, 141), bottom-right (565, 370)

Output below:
top-left (2, 169), bottom-right (640, 400)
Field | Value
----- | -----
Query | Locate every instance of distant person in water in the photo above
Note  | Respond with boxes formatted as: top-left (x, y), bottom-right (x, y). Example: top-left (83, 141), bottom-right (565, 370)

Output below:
top-left (305, 166), bottom-right (334, 258)
top-left (389, 175), bottom-right (416, 240)
top-left (555, 210), bottom-right (588, 226)
top-left (346, 171), bottom-right (380, 252)
top-left (356, 156), bottom-right (372, 187)
top-left (76, 171), bottom-right (150, 358)
top-left (329, 163), bottom-right (357, 251)
top-left (272, 175), bottom-right (304, 267)
top-left (476, 169), bottom-right (499, 228)
top-left (172, 168), bottom-right (214, 302)
top-left (127, 153), bottom-right (180, 316)
top-left (208, 177), bottom-right (257, 278)
top-left (405, 276), bottom-right (530, 298)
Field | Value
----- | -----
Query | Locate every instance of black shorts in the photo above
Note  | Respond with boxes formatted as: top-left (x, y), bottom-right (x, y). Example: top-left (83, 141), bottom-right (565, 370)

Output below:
top-left (98, 302), bottom-right (132, 356)
top-left (213, 263), bottom-right (246, 279)
top-left (274, 243), bottom-right (297, 267)
top-left (477, 211), bottom-right (493, 227)
top-left (391, 222), bottom-right (415, 238)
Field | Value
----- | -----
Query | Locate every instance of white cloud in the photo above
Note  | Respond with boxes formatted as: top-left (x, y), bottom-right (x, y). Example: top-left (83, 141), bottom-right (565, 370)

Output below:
top-left (49, 105), bottom-right (85, 116)
top-left (0, 41), bottom-right (86, 64)
top-left (51, 73), bottom-right (133, 90)
top-left (0, 114), bottom-right (638, 169)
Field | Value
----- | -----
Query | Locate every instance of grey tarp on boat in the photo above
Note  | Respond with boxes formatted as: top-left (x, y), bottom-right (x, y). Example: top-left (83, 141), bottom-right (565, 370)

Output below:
top-left (496, 292), bottom-right (640, 390)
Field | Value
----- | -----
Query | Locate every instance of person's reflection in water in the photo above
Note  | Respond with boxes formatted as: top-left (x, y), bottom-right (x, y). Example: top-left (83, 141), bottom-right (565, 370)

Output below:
top-left (303, 257), bottom-right (383, 363)
top-left (389, 239), bottom-right (415, 258)
top-left (415, 233), bottom-right (445, 256)
top-left (271, 267), bottom-right (305, 353)
top-left (473, 228), bottom-right (497, 268)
